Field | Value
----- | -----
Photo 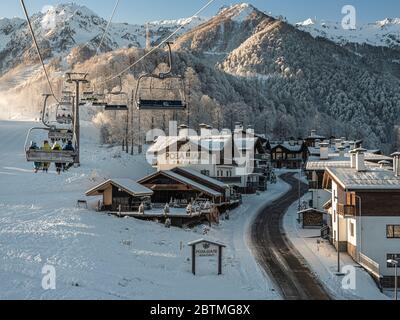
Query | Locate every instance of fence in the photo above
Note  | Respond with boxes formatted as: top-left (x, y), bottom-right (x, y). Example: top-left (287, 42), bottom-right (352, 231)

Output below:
top-left (359, 252), bottom-right (380, 279)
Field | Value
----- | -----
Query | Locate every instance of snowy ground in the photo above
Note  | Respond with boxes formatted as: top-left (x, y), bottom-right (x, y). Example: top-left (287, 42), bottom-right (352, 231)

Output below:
top-left (0, 120), bottom-right (288, 300)
top-left (283, 191), bottom-right (389, 300)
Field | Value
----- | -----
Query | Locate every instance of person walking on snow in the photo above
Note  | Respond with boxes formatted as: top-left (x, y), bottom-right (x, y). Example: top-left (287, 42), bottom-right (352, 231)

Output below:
top-left (41, 140), bottom-right (52, 173)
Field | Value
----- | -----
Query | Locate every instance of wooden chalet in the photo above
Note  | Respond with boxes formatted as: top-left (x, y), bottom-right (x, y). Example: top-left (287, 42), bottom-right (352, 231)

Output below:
top-left (86, 179), bottom-right (153, 212)
top-left (137, 170), bottom-right (224, 206)
top-left (270, 140), bottom-right (308, 169)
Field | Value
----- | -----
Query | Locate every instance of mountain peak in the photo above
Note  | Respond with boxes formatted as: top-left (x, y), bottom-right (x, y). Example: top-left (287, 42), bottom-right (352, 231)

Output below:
top-left (218, 2), bottom-right (259, 22)
top-left (296, 18), bottom-right (315, 27)
top-left (375, 17), bottom-right (400, 27)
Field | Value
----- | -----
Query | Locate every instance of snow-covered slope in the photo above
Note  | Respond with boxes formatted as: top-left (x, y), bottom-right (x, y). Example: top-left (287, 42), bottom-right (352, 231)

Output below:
top-left (0, 120), bottom-right (285, 299)
top-left (295, 18), bottom-right (400, 48)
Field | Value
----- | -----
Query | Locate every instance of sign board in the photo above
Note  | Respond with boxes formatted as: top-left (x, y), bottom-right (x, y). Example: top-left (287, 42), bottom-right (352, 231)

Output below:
top-left (195, 242), bottom-right (219, 257)
top-left (188, 239), bottom-right (226, 276)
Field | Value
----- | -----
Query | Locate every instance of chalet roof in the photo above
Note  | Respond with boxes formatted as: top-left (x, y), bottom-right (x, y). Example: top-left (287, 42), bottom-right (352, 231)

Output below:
top-left (326, 167), bottom-right (400, 190)
top-left (323, 199), bottom-right (332, 210)
top-left (297, 208), bottom-right (326, 214)
top-left (138, 171), bottom-right (223, 197)
top-left (147, 136), bottom-right (188, 153)
top-left (306, 151), bottom-right (387, 171)
top-left (86, 179), bottom-right (154, 197)
top-left (173, 167), bottom-right (228, 189)
top-left (306, 134), bottom-right (326, 140)
top-left (270, 142), bottom-right (304, 152)
top-left (188, 239), bottom-right (226, 247)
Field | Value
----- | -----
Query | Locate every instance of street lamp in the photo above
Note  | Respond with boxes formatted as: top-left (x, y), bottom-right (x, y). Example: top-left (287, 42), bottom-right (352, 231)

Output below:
top-left (387, 259), bottom-right (398, 301)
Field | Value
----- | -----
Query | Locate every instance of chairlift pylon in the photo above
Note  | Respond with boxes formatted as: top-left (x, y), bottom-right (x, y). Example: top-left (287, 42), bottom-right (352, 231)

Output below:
top-left (135, 42), bottom-right (187, 110)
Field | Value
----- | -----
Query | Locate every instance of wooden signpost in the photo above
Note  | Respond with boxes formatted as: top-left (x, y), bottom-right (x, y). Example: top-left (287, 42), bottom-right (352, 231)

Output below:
top-left (188, 239), bottom-right (226, 276)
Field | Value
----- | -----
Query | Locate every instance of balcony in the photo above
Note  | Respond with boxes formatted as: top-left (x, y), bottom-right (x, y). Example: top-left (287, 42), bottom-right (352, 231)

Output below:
top-left (215, 177), bottom-right (242, 184)
top-left (337, 204), bottom-right (356, 217)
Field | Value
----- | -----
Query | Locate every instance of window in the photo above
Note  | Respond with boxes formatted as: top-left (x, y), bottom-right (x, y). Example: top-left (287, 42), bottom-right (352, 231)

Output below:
top-left (201, 170), bottom-right (210, 176)
top-left (387, 254), bottom-right (400, 268)
top-left (387, 225), bottom-right (400, 239)
top-left (350, 223), bottom-right (354, 237)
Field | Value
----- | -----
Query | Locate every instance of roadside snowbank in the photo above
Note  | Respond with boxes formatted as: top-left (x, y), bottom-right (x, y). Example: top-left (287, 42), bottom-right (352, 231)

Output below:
top-left (283, 192), bottom-right (389, 300)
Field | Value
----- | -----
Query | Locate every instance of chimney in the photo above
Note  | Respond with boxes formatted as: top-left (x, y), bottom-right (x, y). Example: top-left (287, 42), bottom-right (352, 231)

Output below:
top-left (315, 139), bottom-right (321, 148)
top-left (199, 123), bottom-right (211, 137)
top-left (335, 139), bottom-right (342, 149)
top-left (234, 122), bottom-right (244, 133)
top-left (354, 147), bottom-right (367, 172)
top-left (349, 149), bottom-right (356, 169)
top-left (179, 124), bottom-right (189, 138)
top-left (391, 152), bottom-right (400, 177)
top-left (319, 142), bottom-right (329, 160)
top-left (247, 125), bottom-right (255, 135)
top-left (310, 129), bottom-right (317, 138)
top-left (338, 146), bottom-right (345, 158)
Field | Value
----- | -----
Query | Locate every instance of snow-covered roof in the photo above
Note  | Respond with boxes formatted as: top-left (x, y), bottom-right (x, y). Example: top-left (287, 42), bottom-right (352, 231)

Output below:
top-left (270, 142), bottom-right (304, 152)
top-left (188, 238), bottom-right (226, 247)
top-left (326, 167), bottom-right (400, 190)
top-left (147, 136), bottom-right (188, 153)
top-left (86, 179), bottom-right (153, 197)
top-left (306, 159), bottom-right (379, 171)
top-left (139, 171), bottom-right (223, 197)
top-left (173, 167), bottom-right (228, 189)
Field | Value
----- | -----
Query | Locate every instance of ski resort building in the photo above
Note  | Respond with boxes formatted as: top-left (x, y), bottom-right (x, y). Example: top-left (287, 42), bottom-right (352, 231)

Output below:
top-left (322, 151), bottom-right (400, 288)
top-left (305, 138), bottom-right (392, 212)
top-left (147, 123), bottom-right (270, 194)
top-left (269, 139), bottom-right (308, 169)
top-left (85, 179), bottom-right (153, 212)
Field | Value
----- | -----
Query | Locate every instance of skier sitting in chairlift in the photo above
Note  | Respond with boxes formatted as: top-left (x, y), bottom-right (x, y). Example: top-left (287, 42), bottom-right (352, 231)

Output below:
top-left (52, 142), bottom-right (63, 175)
top-left (29, 141), bottom-right (42, 173)
top-left (41, 140), bottom-right (52, 173)
top-left (62, 140), bottom-right (75, 171)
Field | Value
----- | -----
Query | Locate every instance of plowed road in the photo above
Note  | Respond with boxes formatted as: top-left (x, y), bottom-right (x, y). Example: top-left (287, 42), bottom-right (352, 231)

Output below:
top-left (251, 173), bottom-right (331, 300)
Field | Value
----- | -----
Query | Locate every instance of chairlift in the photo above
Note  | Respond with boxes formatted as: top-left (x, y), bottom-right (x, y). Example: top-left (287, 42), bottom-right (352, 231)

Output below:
top-left (55, 104), bottom-right (73, 125)
top-left (48, 126), bottom-right (73, 143)
top-left (25, 127), bottom-right (77, 164)
top-left (135, 42), bottom-right (186, 110)
top-left (105, 77), bottom-right (129, 111)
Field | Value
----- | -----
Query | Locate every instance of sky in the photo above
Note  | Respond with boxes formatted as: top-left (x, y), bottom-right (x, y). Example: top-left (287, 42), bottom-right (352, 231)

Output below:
top-left (3, 0), bottom-right (400, 25)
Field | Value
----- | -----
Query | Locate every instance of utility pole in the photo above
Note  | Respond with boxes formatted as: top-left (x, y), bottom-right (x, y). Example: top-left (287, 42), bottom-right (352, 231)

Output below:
top-left (131, 90), bottom-right (134, 155)
top-left (66, 72), bottom-right (89, 166)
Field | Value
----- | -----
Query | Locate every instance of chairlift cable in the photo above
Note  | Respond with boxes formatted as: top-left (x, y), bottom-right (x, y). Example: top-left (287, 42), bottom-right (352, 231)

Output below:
top-left (100, 0), bottom-right (216, 85)
top-left (96, 0), bottom-right (120, 55)
top-left (20, 0), bottom-right (60, 103)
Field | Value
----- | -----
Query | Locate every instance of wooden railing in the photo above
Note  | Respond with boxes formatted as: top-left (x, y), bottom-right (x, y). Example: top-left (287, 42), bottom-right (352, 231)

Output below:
top-left (337, 203), bottom-right (356, 217)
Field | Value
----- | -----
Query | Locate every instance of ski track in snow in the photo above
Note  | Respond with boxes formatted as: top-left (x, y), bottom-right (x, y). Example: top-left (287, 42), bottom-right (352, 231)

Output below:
top-left (0, 120), bottom-right (287, 300)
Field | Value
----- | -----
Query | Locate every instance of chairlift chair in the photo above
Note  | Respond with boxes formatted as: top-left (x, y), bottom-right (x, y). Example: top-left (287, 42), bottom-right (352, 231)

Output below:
top-left (105, 91), bottom-right (129, 111)
top-left (48, 126), bottom-right (73, 143)
top-left (104, 76), bottom-right (129, 111)
top-left (55, 104), bottom-right (73, 125)
top-left (135, 42), bottom-right (187, 110)
top-left (25, 127), bottom-right (77, 164)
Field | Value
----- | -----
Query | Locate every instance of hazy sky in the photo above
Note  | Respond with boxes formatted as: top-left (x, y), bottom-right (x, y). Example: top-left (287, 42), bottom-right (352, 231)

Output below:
top-left (4, 0), bottom-right (400, 24)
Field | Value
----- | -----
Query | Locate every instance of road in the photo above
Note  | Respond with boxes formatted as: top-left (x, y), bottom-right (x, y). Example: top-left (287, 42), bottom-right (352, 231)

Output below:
top-left (250, 172), bottom-right (331, 300)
